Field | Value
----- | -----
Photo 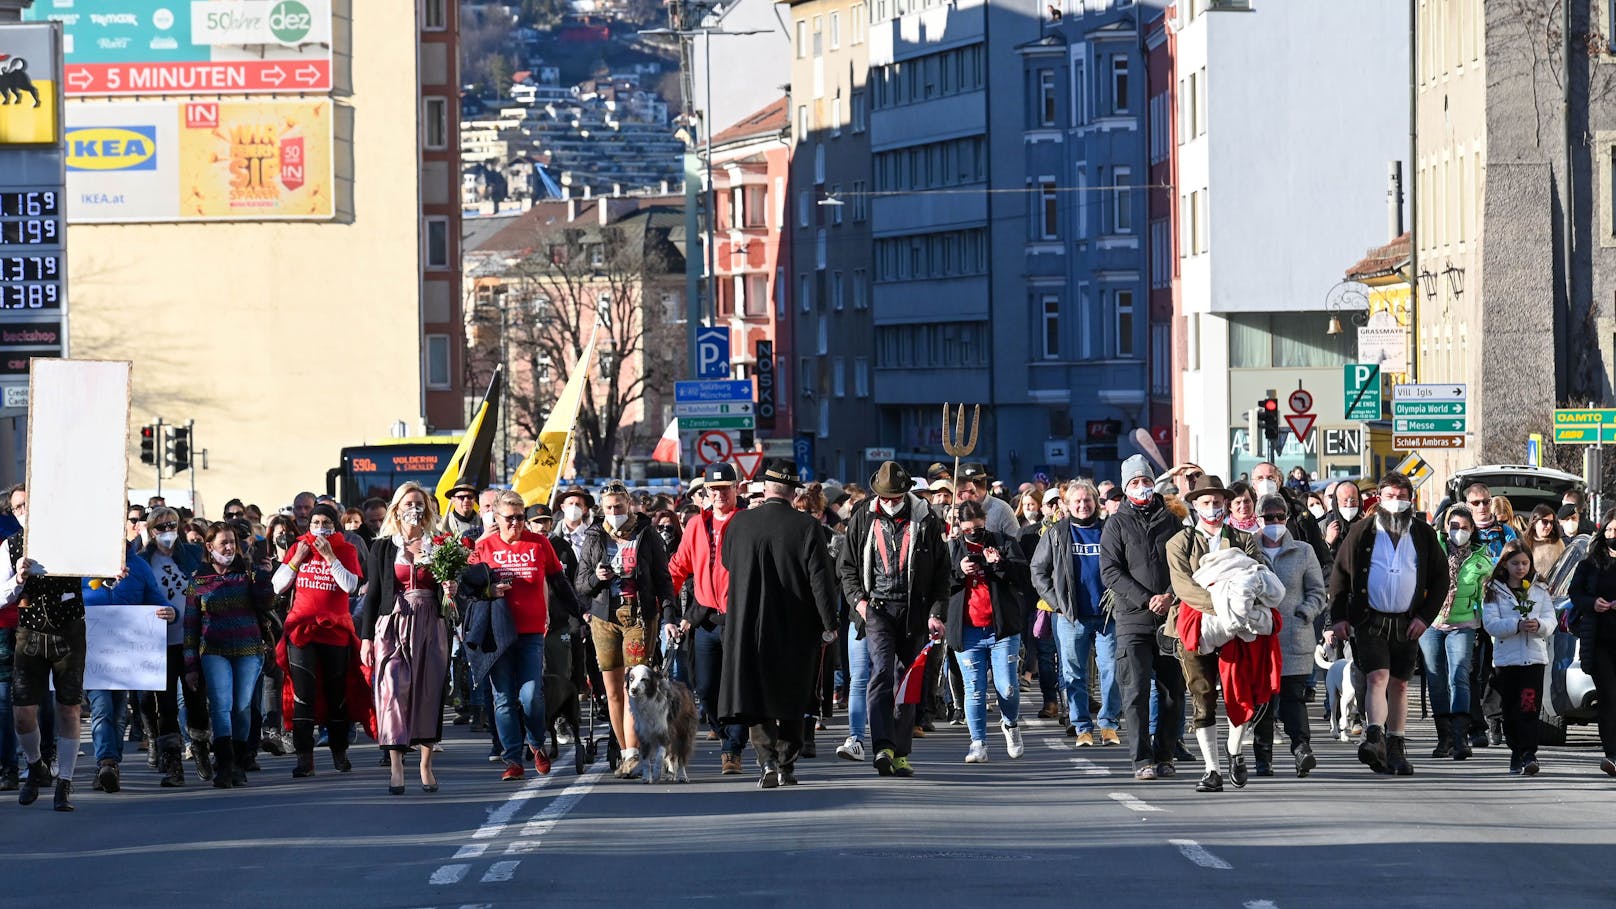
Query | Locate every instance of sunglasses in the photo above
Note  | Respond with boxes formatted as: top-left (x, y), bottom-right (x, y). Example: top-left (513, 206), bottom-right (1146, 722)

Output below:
top-left (1466, 499), bottom-right (1489, 507)
top-left (1261, 514), bottom-right (1288, 524)
top-left (128, 516), bottom-right (146, 524)
top-left (1537, 517), bottom-right (1555, 525)
top-left (656, 524), bottom-right (676, 531)
top-left (152, 522), bottom-right (179, 532)
top-left (497, 513), bottom-right (525, 524)
top-left (225, 510), bottom-right (245, 518)
top-left (451, 493), bottom-right (476, 501)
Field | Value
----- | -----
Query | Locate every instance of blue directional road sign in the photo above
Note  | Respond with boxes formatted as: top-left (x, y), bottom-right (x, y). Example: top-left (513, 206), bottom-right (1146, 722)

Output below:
top-left (675, 380), bottom-right (754, 403)
top-left (695, 326), bottom-right (730, 379)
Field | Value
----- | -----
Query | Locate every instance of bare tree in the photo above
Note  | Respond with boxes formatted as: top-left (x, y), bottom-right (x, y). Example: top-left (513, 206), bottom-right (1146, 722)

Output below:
top-left (1499, 0), bottom-right (1616, 146)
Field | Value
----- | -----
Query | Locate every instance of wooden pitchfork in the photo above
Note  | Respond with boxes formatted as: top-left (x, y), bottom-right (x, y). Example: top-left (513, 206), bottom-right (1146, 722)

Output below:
top-left (941, 402), bottom-right (981, 522)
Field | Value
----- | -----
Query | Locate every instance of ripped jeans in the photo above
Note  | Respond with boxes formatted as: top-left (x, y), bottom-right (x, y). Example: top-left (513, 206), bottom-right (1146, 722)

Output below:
top-left (956, 626), bottom-right (1022, 743)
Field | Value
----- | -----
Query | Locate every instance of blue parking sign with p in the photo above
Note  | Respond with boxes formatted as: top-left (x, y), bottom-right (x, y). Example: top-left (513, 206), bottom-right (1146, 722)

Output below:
top-left (696, 327), bottom-right (730, 379)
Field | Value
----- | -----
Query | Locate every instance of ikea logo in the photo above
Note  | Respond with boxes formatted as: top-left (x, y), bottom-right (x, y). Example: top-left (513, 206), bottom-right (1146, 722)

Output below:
top-left (65, 127), bottom-right (158, 172)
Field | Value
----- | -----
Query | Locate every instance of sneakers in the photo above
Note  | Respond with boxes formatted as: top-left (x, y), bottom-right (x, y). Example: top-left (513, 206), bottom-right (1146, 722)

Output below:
top-left (780, 766), bottom-right (799, 785)
top-left (1522, 755), bottom-right (1541, 776)
top-left (1134, 765), bottom-right (1157, 781)
top-left (801, 739), bottom-right (818, 759)
top-left (618, 754), bottom-right (643, 779)
top-left (948, 708), bottom-right (965, 726)
top-left (1099, 728), bottom-right (1121, 746)
top-left (835, 737), bottom-right (865, 762)
top-left (1602, 757), bottom-right (1616, 777)
top-left (1155, 762), bottom-right (1177, 779)
top-left (0, 766), bottom-right (17, 791)
top-left (721, 753), bottom-right (743, 774)
top-left (533, 749), bottom-right (552, 776)
top-left (1195, 769), bottom-right (1224, 792)
top-left (1074, 731), bottom-right (1096, 748)
top-left (758, 762), bottom-right (781, 789)
top-left (965, 741), bottom-right (989, 764)
top-left (501, 761), bottom-right (524, 782)
top-left (891, 756), bottom-right (915, 778)
top-left (1294, 742), bottom-right (1318, 778)
top-left (1002, 722), bottom-right (1024, 759)
top-left (874, 748), bottom-right (896, 777)
top-left (95, 760), bottom-right (120, 794)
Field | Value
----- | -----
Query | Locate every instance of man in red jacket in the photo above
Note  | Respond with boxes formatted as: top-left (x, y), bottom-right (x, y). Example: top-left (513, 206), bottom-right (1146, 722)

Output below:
top-left (666, 462), bottom-right (747, 775)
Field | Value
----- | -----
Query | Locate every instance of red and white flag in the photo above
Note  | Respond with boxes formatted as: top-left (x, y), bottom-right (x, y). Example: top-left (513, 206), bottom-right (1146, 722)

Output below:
top-left (651, 417), bottom-right (680, 463)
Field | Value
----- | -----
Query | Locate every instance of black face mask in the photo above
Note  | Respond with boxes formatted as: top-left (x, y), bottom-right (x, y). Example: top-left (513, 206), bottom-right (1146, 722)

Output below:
top-left (965, 529), bottom-right (987, 544)
top-left (657, 530), bottom-right (677, 548)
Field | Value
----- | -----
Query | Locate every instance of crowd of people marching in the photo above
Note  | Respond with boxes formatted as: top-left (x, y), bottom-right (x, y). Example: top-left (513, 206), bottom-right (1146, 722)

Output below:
top-left (4, 451), bottom-right (1616, 809)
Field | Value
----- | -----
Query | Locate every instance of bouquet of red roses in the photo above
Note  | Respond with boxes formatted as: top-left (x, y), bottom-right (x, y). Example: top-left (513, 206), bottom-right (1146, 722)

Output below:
top-left (425, 532), bottom-right (471, 584)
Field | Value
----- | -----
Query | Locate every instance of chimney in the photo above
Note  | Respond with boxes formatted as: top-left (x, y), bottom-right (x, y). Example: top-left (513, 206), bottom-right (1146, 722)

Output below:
top-left (582, 185), bottom-right (592, 199)
top-left (612, 183), bottom-right (622, 197)
top-left (1387, 161), bottom-right (1404, 238)
top-left (567, 197), bottom-right (579, 222)
top-left (660, 179), bottom-right (669, 195)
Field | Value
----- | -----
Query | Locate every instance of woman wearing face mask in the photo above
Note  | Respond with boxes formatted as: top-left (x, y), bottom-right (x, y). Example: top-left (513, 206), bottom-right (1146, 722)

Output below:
top-left (1306, 493), bottom-right (1328, 523)
top-left (1250, 495), bottom-right (1327, 778)
top-left (1568, 509), bottom-right (1616, 776)
top-left (1015, 492), bottom-right (1043, 530)
top-left (183, 523), bottom-right (273, 788)
top-left (138, 507), bottom-right (207, 787)
top-left (1419, 506), bottom-right (1490, 760)
top-left (272, 503), bottom-right (367, 779)
top-left (936, 501), bottom-right (1027, 763)
top-left (1525, 505), bottom-right (1566, 580)
top-left (361, 483), bottom-right (453, 794)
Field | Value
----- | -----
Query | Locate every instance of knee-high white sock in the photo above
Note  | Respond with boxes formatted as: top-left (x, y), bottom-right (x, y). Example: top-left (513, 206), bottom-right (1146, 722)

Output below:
top-left (1195, 726), bottom-right (1218, 773)
top-left (56, 734), bottom-right (79, 781)
top-left (18, 728), bottom-right (40, 764)
top-left (1227, 723), bottom-right (1247, 756)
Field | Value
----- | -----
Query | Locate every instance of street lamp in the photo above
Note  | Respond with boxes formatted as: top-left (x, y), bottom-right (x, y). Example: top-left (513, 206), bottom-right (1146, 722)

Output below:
top-left (1416, 269), bottom-right (1439, 301)
top-left (1323, 280), bottom-right (1371, 335)
top-left (1442, 263), bottom-right (1465, 298)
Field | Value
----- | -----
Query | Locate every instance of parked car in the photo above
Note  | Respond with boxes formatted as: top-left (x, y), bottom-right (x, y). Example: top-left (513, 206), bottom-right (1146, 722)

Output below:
top-left (1433, 464), bottom-right (1585, 523)
top-left (1539, 533), bottom-right (1600, 746)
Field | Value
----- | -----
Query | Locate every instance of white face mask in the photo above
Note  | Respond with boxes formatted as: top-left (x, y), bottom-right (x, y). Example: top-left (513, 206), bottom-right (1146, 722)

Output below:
top-left (1196, 506), bottom-right (1226, 525)
top-left (1449, 529), bottom-right (1472, 547)
top-left (563, 505), bottom-right (585, 524)
top-left (1338, 506), bottom-right (1360, 522)
top-left (156, 531), bottom-right (179, 549)
top-left (311, 526), bottom-right (334, 538)
top-left (400, 505), bottom-right (425, 527)
top-left (1255, 479), bottom-right (1279, 497)
top-left (879, 498), bottom-right (904, 516)
top-left (1308, 504), bottom-right (1327, 520)
top-left (1125, 481), bottom-right (1153, 504)
top-left (210, 549), bottom-right (234, 568)
top-left (1261, 524), bottom-right (1287, 543)
top-left (1380, 498), bottom-right (1411, 515)
top-left (605, 513), bottom-right (630, 531)
top-left (1561, 521), bottom-right (1579, 537)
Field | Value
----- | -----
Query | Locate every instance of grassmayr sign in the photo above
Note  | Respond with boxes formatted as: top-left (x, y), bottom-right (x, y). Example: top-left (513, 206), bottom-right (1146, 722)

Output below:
top-left (23, 0), bottom-right (332, 96)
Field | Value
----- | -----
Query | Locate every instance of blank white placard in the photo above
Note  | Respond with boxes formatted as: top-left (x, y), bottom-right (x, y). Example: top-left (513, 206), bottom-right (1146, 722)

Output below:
top-left (25, 359), bottom-right (131, 578)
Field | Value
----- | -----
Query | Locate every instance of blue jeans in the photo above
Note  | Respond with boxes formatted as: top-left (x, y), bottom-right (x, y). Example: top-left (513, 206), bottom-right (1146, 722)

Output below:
top-left (691, 625), bottom-right (746, 756)
top-left (1054, 614), bottom-right (1120, 732)
top-left (846, 620), bottom-right (870, 741)
top-left (201, 652), bottom-right (264, 743)
top-left (1419, 626), bottom-right (1476, 715)
top-left (87, 689), bottom-right (130, 764)
top-left (490, 633), bottom-right (546, 764)
top-left (661, 626), bottom-right (691, 688)
top-left (956, 626), bottom-right (1021, 742)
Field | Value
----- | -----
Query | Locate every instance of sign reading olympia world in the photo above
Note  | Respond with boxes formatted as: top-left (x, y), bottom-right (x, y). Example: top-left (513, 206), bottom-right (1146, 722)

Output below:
top-left (1391, 383), bottom-right (1467, 450)
top-left (64, 99), bottom-right (334, 221)
top-left (24, 0), bottom-right (333, 96)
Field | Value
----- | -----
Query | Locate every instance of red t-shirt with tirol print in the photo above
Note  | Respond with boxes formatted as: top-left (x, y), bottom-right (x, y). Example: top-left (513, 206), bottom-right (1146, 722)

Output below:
top-left (473, 530), bottom-right (563, 634)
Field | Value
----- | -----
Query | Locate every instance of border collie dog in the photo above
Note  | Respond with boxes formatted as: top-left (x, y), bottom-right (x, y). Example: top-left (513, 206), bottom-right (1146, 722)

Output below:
top-left (626, 664), bottom-right (698, 783)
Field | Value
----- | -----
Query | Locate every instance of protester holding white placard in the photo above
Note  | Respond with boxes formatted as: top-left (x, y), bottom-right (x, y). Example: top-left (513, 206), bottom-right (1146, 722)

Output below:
top-left (83, 553), bottom-right (165, 796)
top-left (0, 485), bottom-right (21, 794)
top-left (185, 523), bottom-right (273, 790)
top-left (138, 506), bottom-right (208, 788)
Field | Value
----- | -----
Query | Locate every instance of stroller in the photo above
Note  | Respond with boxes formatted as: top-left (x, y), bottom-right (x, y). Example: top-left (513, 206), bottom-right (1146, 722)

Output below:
top-left (543, 579), bottom-right (618, 773)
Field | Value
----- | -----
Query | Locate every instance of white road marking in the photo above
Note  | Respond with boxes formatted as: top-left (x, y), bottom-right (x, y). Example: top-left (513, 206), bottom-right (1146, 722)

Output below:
top-left (1171, 839), bottom-right (1233, 870)
top-left (428, 864), bottom-right (471, 885)
top-left (480, 861), bottom-right (520, 883)
top-left (451, 844), bottom-right (487, 860)
top-left (504, 840), bottom-right (541, 855)
top-left (472, 774), bottom-right (560, 839)
top-left (1071, 758), bottom-right (1109, 776)
top-left (1108, 792), bottom-right (1164, 813)
top-left (519, 768), bottom-right (605, 838)
top-left (1244, 901), bottom-right (1278, 909)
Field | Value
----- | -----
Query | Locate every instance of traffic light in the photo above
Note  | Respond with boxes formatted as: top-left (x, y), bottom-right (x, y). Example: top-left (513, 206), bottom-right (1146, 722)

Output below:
top-left (1259, 397), bottom-right (1281, 451)
top-left (166, 426), bottom-right (192, 473)
top-left (139, 424), bottom-right (157, 465)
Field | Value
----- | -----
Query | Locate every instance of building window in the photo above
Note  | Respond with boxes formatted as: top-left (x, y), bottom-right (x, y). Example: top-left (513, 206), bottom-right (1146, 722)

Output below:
top-left (422, 0), bottom-right (446, 31)
top-left (588, 244), bottom-right (605, 268)
top-left (818, 398), bottom-right (830, 439)
top-left (1072, 62), bottom-right (1086, 125)
top-left (424, 96), bottom-right (449, 149)
top-left (745, 275), bottom-right (769, 317)
top-left (1151, 322), bottom-right (1171, 396)
top-left (816, 229), bottom-right (827, 270)
top-left (798, 190), bottom-right (810, 228)
top-left (832, 95), bottom-right (843, 138)
top-left (830, 11), bottom-right (841, 49)
top-left (853, 269), bottom-right (869, 309)
top-left (852, 4), bottom-right (866, 43)
top-left (817, 314), bottom-right (829, 354)
top-left (831, 184), bottom-right (844, 224)
top-left (1038, 181), bottom-right (1058, 239)
top-left (1196, 67), bottom-right (1207, 136)
top-left (815, 144), bottom-right (826, 184)
top-left (425, 217), bottom-right (450, 268)
top-left (852, 180), bottom-right (868, 221)
top-left (1111, 57), bottom-right (1130, 114)
top-left (796, 20), bottom-right (807, 58)
top-left (813, 15), bottom-right (824, 56)
top-left (852, 91), bottom-right (867, 133)
top-left (798, 104), bottom-right (809, 138)
top-left (425, 334), bottom-right (452, 389)
top-left (833, 270), bottom-right (845, 310)
top-left (1113, 166), bottom-right (1133, 234)
top-left (854, 356), bottom-right (870, 396)
top-left (743, 185), bottom-right (768, 228)
top-left (799, 273), bottom-right (812, 312)
top-left (1041, 294), bottom-right (1060, 359)
top-left (1038, 68), bottom-right (1057, 126)
top-left (799, 356), bottom-right (815, 396)
top-left (833, 356), bottom-right (846, 397)
top-left (1115, 289), bottom-right (1135, 357)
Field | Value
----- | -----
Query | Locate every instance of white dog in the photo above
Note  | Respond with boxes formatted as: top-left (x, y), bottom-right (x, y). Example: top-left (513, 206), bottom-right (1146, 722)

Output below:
top-left (626, 664), bottom-right (698, 784)
top-left (1316, 641), bottom-right (1365, 742)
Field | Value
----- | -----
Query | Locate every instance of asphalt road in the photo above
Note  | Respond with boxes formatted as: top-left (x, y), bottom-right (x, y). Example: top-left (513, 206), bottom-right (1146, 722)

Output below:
top-left (4, 701), bottom-right (1616, 909)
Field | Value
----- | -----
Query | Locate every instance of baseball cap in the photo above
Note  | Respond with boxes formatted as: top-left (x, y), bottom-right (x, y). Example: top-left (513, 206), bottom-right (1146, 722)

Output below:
top-left (703, 462), bottom-right (739, 487)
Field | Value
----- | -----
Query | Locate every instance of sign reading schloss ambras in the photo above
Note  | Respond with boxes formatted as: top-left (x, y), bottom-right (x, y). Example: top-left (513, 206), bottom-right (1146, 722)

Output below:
top-left (63, 98), bottom-right (334, 221)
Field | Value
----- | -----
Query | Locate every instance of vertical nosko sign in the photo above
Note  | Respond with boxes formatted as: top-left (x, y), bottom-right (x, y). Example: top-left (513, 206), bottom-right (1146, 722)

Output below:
top-left (754, 340), bottom-right (775, 432)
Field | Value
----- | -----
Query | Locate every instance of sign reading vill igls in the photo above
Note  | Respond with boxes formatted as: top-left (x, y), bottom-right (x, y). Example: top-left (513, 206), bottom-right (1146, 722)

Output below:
top-left (24, 0), bottom-right (332, 96)
top-left (64, 99), bottom-right (334, 221)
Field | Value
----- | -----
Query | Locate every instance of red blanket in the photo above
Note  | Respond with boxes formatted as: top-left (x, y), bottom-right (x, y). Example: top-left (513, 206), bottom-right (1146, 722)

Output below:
top-left (1176, 606), bottom-right (1283, 727)
top-left (276, 613), bottom-right (377, 742)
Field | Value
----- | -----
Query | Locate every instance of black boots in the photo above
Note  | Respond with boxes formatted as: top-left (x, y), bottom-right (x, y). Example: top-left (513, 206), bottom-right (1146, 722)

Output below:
top-left (94, 759), bottom-right (121, 793)
top-left (1358, 724), bottom-right (1388, 773)
top-left (230, 741), bottom-right (250, 787)
top-left (17, 759), bottom-right (49, 806)
top-left (1293, 741), bottom-right (1317, 778)
top-left (1253, 741), bottom-right (1274, 777)
top-left (53, 779), bottom-right (73, 812)
top-left (1431, 714), bottom-right (1454, 758)
top-left (159, 735), bottom-right (186, 788)
top-left (1450, 715), bottom-right (1473, 760)
top-left (293, 750), bottom-right (316, 778)
top-left (212, 740), bottom-right (235, 789)
top-left (331, 748), bottom-right (352, 773)
top-left (191, 734), bottom-right (215, 783)
top-left (1385, 733), bottom-right (1414, 776)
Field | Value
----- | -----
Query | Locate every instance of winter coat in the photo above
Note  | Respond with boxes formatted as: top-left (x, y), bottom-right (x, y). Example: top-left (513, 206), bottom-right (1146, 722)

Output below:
top-left (1328, 517), bottom-right (1449, 627)
top-left (1481, 580), bottom-right (1555, 667)
top-left (667, 508), bottom-right (736, 630)
top-left (936, 531), bottom-right (1028, 650)
top-left (1569, 550), bottom-right (1616, 642)
top-left (1098, 497), bottom-right (1183, 636)
top-left (1029, 517), bottom-right (1107, 622)
top-left (836, 493), bottom-right (951, 638)
top-left (1318, 508), bottom-right (1362, 563)
top-left (717, 498), bottom-right (841, 724)
top-left (571, 515), bottom-right (674, 626)
top-left (1186, 548), bottom-right (1282, 652)
top-left (1166, 523), bottom-right (1261, 638)
top-left (461, 595), bottom-right (517, 685)
top-left (1258, 537), bottom-right (1328, 676)
top-left (1434, 539), bottom-right (1492, 628)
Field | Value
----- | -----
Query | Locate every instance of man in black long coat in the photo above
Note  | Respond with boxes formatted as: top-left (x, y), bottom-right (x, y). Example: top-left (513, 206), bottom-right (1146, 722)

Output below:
top-left (718, 459), bottom-right (841, 788)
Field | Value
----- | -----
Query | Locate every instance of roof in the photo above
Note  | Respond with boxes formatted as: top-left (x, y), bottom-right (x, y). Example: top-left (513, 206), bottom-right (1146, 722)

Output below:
top-left (469, 195), bottom-right (686, 258)
top-left (711, 96), bottom-right (789, 147)
top-left (1344, 231), bottom-right (1411, 281)
top-left (463, 211), bottom-right (525, 252)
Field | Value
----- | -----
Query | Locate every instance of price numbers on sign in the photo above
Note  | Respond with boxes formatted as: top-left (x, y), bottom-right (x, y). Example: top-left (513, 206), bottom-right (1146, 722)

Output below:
top-left (0, 256), bottom-right (61, 282)
top-left (0, 284), bottom-right (61, 310)
top-left (0, 192), bottom-right (60, 218)
top-left (0, 219), bottom-right (60, 246)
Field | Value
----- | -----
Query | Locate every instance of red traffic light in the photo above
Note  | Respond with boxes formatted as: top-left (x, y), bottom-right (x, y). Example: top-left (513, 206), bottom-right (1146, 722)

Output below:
top-left (1261, 399), bottom-right (1278, 412)
top-left (141, 425), bottom-right (155, 439)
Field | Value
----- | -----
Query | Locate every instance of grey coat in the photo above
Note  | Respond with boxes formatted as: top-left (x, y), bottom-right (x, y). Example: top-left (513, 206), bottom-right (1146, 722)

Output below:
top-left (1258, 536), bottom-right (1328, 676)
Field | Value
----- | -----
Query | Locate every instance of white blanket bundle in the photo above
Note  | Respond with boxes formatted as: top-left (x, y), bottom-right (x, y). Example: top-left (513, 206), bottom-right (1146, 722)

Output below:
top-left (1189, 548), bottom-right (1286, 653)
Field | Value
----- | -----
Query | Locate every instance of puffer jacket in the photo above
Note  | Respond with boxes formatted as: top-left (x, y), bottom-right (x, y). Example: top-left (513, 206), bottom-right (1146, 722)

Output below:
top-left (1098, 496), bottom-right (1183, 636)
top-left (1481, 579), bottom-right (1555, 667)
top-left (1258, 536), bottom-right (1328, 676)
top-left (1435, 538), bottom-right (1492, 628)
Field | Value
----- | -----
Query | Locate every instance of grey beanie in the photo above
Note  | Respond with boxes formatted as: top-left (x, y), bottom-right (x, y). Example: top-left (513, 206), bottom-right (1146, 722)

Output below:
top-left (1258, 493), bottom-right (1290, 517)
top-left (1121, 454), bottom-right (1153, 486)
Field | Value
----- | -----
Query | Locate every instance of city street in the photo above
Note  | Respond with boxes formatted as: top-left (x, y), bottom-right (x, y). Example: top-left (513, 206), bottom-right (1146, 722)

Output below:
top-left (5, 704), bottom-right (1615, 908)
